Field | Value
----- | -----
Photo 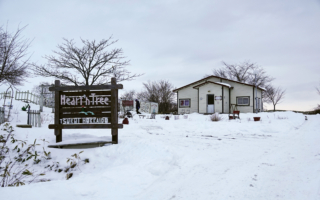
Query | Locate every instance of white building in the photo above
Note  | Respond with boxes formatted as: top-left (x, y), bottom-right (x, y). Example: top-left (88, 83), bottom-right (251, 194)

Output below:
top-left (173, 76), bottom-right (265, 114)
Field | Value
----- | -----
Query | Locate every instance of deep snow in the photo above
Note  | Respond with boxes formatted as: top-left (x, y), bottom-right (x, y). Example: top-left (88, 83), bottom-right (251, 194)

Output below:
top-left (1, 99), bottom-right (320, 200)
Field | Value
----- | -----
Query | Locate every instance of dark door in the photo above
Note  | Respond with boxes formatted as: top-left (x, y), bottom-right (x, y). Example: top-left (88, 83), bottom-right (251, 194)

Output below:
top-left (207, 94), bottom-right (214, 113)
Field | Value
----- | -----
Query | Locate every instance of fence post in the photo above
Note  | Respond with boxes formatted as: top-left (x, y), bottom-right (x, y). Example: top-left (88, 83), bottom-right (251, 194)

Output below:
top-left (32, 111), bottom-right (35, 126)
top-left (40, 95), bottom-right (43, 112)
top-left (38, 110), bottom-right (41, 127)
top-left (27, 107), bottom-right (30, 125)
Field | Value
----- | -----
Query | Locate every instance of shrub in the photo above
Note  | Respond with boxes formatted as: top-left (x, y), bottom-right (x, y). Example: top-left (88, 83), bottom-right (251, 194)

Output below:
top-left (0, 123), bottom-right (89, 186)
top-left (210, 113), bottom-right (222, 121)
top-left (0, 123), bottom-right (48, 187)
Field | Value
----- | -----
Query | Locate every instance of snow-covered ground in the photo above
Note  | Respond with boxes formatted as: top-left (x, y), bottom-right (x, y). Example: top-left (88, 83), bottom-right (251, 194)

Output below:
top-left (1, 99), bottom-right (320, 200)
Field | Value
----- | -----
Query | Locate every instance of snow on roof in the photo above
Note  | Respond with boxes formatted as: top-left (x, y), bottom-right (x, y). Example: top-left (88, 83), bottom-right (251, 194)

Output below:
top-left (193, 81), bottom-right (232, 89)
top-left (215, 82), bottom-right (232, 88)
top-left (259, 86), bottom-right (266, 91)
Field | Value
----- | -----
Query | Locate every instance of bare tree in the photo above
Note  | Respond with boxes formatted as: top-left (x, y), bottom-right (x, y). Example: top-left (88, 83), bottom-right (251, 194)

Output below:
top-left (0, 24), bottom-right (32, 86)
top-left (264, 85), bottom-right (286, 111)
top-left (138, 80), bottom-right (176, 113)
top-left (32, 81), bottom-right (54, 99)
top-left (120, 90), bottom-right (136, 101)
top-left (33, 37), bottom-right (142, 86)
top-left (207, 61), bottom-right (274, 88)
top-left (316, 82), bottom-right (320, 96)
top-left (138, 81), bottom-right (160, 103)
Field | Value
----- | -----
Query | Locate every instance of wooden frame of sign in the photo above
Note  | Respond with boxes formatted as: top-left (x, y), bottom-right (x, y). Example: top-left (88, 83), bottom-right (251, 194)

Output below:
top-left (48, 78), bottom-right (123, 144)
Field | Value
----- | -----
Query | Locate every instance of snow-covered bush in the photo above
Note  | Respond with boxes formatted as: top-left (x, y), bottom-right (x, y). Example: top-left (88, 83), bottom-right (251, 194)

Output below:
top-left (0, 123), bottom-right (49, 187)
top-left (41, 113), bottom-right (54, 124)
top-left (0, 123), bottom-right (89, 187)
top-left (210, 113), bottom-right (222, 121)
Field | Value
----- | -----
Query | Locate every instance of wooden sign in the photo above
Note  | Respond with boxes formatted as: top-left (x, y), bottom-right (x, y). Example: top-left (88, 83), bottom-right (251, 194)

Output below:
top-left (48, 78), bottom-right (123, 144)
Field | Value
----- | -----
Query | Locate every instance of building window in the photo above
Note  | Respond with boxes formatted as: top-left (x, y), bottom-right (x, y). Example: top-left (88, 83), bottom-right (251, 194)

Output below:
top-left (236, 96), bottom-right (250, 106)
top-left (179, 99), bottom-right (191, 108)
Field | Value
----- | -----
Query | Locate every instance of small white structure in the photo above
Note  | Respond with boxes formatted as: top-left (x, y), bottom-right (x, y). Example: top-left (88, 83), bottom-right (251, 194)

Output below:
top-left (135, 101), bottom-right (159, 114)
top-left (173, 76), bottom-right (265, 114)
top-left (119, 100), bottom-right (159, 114)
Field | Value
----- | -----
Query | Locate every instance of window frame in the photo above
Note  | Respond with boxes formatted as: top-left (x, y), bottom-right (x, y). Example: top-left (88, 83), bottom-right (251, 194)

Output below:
top-left (179, 98), bottom-right (191, 108)
top-left (236, 96), bottom-right (250, 106)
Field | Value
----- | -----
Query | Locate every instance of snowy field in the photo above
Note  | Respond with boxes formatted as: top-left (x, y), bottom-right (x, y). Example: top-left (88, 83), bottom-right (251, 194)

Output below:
top-left (1, 100), bottom-right (320, 200)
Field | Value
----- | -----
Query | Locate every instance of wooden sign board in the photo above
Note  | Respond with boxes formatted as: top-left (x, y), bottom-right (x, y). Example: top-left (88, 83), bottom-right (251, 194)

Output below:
top-left (48, 78), bottom-right (123, 144)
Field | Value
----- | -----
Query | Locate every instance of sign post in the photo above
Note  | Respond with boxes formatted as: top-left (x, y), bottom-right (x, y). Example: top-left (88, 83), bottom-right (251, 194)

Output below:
top-left (48, 78), bottom-right (123, 144)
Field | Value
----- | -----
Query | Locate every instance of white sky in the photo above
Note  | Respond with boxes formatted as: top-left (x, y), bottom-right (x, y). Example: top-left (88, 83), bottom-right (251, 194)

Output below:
top-left (0, 0), bottom-right (319, 111)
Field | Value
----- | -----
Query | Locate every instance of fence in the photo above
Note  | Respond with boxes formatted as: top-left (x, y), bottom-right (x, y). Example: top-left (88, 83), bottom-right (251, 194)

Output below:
top-left (27, 110), bottom-right (41, 127)
top-left (0, 107), bottom-right (5, 124)
top-left (15, 90), bottom-right (41, 104)
top-left (15, 90), bottom-right (54, 108)
top-left (0, 91), bottom-right (12, 99)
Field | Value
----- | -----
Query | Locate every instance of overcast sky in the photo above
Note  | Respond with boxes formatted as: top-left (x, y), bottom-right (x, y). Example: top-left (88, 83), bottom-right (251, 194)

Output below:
top-left (1, 0), bottom-right (319, 111)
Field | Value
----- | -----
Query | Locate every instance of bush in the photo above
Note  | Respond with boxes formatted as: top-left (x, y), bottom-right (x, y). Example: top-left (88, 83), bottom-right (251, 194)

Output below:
top-left (210, 113), bottom-right (222, 121)
top-left (0, 123), bottom-right (50, 187)
top-left (0, 123), bottom-right (89, 187)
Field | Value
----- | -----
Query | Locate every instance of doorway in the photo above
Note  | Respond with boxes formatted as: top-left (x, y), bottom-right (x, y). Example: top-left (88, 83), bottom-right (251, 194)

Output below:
top-left (207, 94), bottom-right (214, 113)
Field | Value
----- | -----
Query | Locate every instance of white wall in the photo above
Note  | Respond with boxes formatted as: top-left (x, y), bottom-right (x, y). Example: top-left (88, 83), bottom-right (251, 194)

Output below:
top-left (177, 86), bottom-right (198, 114)
top-left (220, 79), bottom-right (263, 113)
top-left (223, 87), bottom-right (230, 113)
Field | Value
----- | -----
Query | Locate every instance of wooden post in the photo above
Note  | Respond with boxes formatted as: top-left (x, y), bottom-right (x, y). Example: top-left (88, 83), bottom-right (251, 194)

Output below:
top-left (32, 110), bottom-right (34, 126)
top-left (54, 80), bottom-right (62, 142)
top-left (111, 78), bottom-right (118, 144)
top-left (38, 110), bottom-right (41, 127)
top-left (40, 86), bottom-right (43, 112)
